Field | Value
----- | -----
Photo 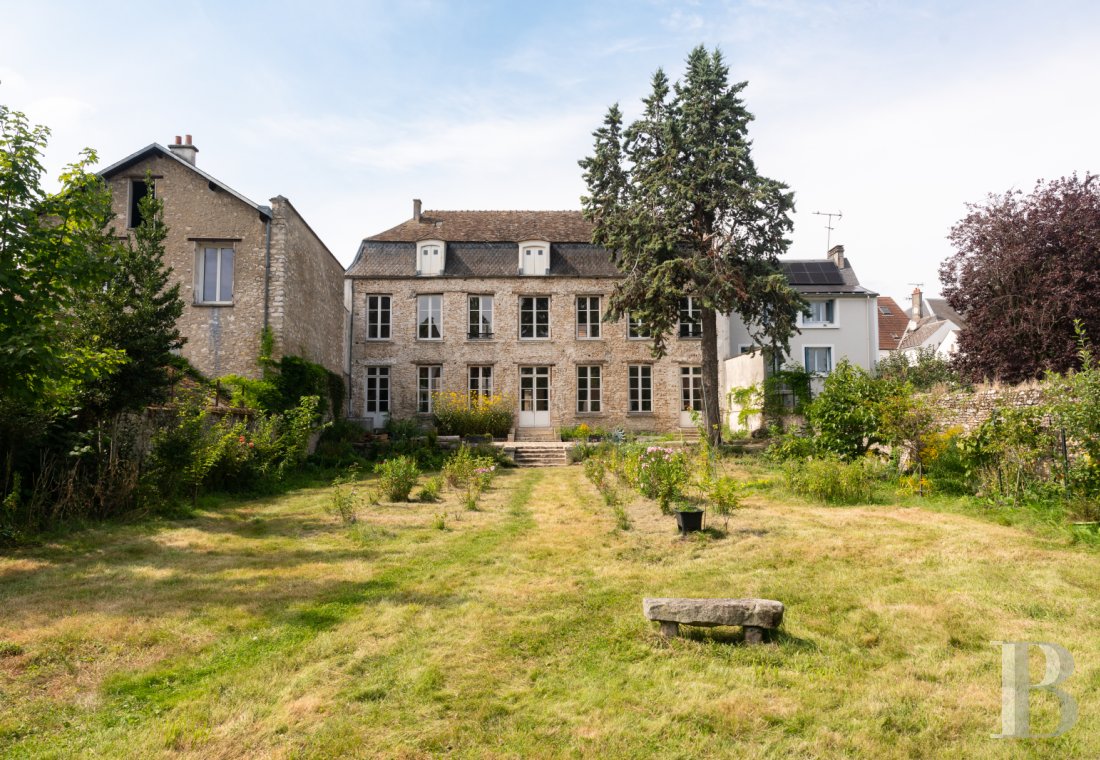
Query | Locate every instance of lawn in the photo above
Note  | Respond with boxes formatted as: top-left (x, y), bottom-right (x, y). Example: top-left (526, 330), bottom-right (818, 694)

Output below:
top-left (1, 459), bottom-right (1098, 758)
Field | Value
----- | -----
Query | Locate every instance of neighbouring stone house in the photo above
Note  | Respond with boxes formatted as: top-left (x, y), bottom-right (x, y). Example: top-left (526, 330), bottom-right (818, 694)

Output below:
top-left (99, 136), bottom-right (346, 379)
top-left (344, 203), bottom-right (704, 438)
top-left (720, 245), bottom-right (879, 430)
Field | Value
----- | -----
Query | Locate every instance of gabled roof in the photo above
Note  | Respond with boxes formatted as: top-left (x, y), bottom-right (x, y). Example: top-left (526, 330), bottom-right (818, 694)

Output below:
top-left (898, 317), bottom-right (951, 351)
top-left (923, 297), bottom-right (966, 327)
top-left (97, 143), bottom-right (272, 219)
top-left (365, 210), bottom-right (594, 243)
top-left (877, 296), bottom-right (909, 350)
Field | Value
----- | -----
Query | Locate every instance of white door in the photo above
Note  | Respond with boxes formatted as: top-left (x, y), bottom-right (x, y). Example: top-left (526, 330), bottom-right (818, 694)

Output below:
top-left (519, 366), bottom-right (551, 427)
top-left (680, 366), bottom-right (703, 427)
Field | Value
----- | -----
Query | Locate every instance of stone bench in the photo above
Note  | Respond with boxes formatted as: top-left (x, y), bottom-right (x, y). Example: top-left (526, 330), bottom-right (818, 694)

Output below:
top-left (643, 597), bottom-right (784, 644)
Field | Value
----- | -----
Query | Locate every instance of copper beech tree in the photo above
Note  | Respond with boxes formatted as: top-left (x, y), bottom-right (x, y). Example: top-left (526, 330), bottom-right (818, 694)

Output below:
top-left (941, 173), bottom-right (1100, 383)
top-left (580, 46), bottom-right (803, 444)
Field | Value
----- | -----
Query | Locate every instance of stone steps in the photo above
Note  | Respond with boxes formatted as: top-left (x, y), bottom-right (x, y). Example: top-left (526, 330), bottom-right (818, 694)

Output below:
top-left (514, 428), bottom-right (559, 443)
top-left (505, 444), bottom-right (570, 467)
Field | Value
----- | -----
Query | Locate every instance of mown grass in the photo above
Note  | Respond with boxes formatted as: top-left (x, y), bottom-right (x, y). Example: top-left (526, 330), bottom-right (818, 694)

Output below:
top-left (1, 460), bottom-right (1098, 758)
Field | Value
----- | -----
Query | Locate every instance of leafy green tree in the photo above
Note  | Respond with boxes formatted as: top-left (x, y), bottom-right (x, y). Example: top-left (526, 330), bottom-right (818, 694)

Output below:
top-left (77, 181), bottom-right (184, 417)
top-left (0, 106), bottom-right (124, 409)
top-left (805, 361), bottom-right (895, 460)
top-left (580, 46), bottom-right (804, 444)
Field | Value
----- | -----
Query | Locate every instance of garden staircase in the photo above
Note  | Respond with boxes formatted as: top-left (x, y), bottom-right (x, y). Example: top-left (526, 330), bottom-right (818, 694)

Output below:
top-left (501, 442), bottom-right (571, 467)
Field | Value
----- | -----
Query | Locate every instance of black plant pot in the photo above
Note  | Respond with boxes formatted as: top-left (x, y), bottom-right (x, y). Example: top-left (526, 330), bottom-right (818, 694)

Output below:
top-left (675, 510), bottom-right (704, 534)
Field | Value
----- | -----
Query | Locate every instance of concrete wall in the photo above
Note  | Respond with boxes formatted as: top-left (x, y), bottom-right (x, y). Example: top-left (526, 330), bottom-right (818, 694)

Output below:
top-left (348, 277), bottom-right (704, 434)
top-left (268, 196), bottom-right (346, 375)
top-left (107, 153), bottom-right (267, 378)
top-left (721, 352), bottom-right (767, 432)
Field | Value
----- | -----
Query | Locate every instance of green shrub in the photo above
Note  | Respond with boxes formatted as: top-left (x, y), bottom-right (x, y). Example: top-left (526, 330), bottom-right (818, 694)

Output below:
top-left (418, 476), bottom-right (442, 503)
top-left (805, 361), bottom-right (896, 460)
top-left (442, 445), bottom-right (498, 510)
top-left (636, 446), bottom-right (690, 514)
top-left (560, 423), bottom-right (609, 441)
top-left (784, 456), bottom-right (884, 505)
top-left (707, 475), bottom-right (741, 529)
top-left (765, 432), bottom-right (817, 462)
top-left (327, 466), bottom-right (362, 524)
top-left (584, 457), bottom-right (608, 491)
top-left (432, 392), bottom-right (513, 437)
top-left (373, 456), bottom-right (420, 501)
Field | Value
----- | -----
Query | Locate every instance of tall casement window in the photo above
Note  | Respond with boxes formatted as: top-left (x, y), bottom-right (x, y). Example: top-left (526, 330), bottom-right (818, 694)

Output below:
top-left (627, 313), bottom-right (650, 339)
top-left (678, 297), bottom-right (702, 338)
top-left (417, 294), bottom-right (442, 340)
top-left (628, 365), bottom-right (652, 413)
top-left (519, 296), bottom-right (550, 339)
top-left (417, 240), bottom-right (445, 276)
top-left (576, 365), bottom-right (602, 413)
top-left (469, 365), bottom-right (493, 397)
top-left (128, 178), bottom-right (153, 228)
top-left (366, 295), bottom-right (391, 340)
top-left (804, 346), bottom-right (833, 374)
top-left (468, 295), bottom-right (494, 339)
top-left (417, 365), bottom-right (442, 413)
top-left (804, 299), bottom-right (836, 326)
top-left (197, 245), bottom-right (234, 304)
top-left (364, 366), bottom-right (390, 413)
top-left (576, 296), bottom-right (601, 339)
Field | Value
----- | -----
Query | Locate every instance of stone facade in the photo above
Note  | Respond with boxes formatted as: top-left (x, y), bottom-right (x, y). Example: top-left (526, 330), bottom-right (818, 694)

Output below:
top-left (100, 140), bottom-right (345, 379)
top-left (345, 209), bottom-right (704, 436)
top-left (347, 277), bottom-right (704, 434)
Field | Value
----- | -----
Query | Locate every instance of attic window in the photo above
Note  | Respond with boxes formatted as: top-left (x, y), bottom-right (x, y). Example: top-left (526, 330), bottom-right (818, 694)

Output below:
top-left (417, 240), bottom-right (445, 276)
top-left (878, 306), bottom-right (892, 316)
top-left (128, 179), bottom-right (154, 228)
top-left (518, 240), bottom-right (549, 276)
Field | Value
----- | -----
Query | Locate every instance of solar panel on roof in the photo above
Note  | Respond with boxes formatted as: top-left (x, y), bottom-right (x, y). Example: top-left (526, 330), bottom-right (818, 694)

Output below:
top-left (781, 261), bottom-right (844, 286)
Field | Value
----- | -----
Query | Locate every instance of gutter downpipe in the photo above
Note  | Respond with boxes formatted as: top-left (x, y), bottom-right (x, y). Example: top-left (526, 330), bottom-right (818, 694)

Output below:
top-left (346, 286), bottom-right (354, 418)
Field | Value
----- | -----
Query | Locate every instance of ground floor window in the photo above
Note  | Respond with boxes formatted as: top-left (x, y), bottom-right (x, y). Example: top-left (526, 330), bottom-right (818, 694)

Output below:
top-left (418, 365), bottom-right (441, 413)
top-left (577, 365), bottom-right (602, 413)
top-left (469, 365), bottom-right (493, 397)
top-left (365, 366), bottom-right (390, 413)
top-left (628, 365), bottom-right (652, 413)
top-left (804, 346), bottom-right (833, 374)
top-left (680, 366), bottom-right (702, 413)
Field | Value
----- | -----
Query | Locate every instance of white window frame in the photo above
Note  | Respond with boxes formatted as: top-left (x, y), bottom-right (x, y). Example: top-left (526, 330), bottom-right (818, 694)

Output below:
top-left (576, 296), bottom-right (602, 339)
top-left (196, 244), bottom-right (235, 305)
top-left (364, 366), bottom-right (390, 414)
top-left (518, 240), bottom-right (550, 276)
top-left (417, 294), bottom-right (443, 340)
top-left (365, 294), bottom-right (391, 340)
top-left (678, 297), bottom-right (702, 338)
top-left (469, 365), bottom-right (493, 398)
top-left (801, 299), bottom-right (838, 328)
top-left (519, 296), bottom-right (550, 340)
top-left (416, 239), bottom-right (445, 276)
top-left (417, 365), bottom-right (442, 414)
top-left (804, 345), bottom-right (834, 375)
top-left (468, 295), bottom-right (494, 340)
top-left (628, 365), bottom-right (652, 413)
top-left (680, 366), bottom-right (703, 413)
top-left (627, 313), bottom-right (650, 340)
top-left (576, 365), bottom-right (602, 413)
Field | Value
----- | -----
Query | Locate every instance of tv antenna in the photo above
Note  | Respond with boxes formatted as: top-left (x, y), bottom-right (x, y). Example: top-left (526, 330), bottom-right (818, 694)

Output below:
top-left (812, 210), bottom-right (843, 252)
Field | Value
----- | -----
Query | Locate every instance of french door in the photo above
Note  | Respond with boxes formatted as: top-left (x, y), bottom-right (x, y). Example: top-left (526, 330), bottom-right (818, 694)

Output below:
top-left (680, 366), bottom-right (703, 427)
top-left (518, 366), bottom-right (551, 427)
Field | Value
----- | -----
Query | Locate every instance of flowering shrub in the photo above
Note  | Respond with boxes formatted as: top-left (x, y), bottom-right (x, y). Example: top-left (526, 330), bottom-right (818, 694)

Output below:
top-left (637, 446), bottom-right (689, 514)
top-left (442, 445), bottom-right (498, 509)
top-left (432, 392), bottom-right (514, 437)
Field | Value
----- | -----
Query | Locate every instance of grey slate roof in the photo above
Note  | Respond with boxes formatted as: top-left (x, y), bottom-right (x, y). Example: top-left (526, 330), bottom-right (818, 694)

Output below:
top-left (97, 143), bottom-right (272, 220)
top-left (366, 210), bottom-right (594, 243)
top-left (346, 241), bottom-right (620, 279)
top-left (898, 319), bottom-right (949, 351)
top-left (923, 297), bottom-right (966, 327)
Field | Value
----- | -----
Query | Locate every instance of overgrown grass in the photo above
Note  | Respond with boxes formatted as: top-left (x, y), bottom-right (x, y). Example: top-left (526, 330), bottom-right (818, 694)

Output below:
top-left (1, 462), bottom-right (1098, 757)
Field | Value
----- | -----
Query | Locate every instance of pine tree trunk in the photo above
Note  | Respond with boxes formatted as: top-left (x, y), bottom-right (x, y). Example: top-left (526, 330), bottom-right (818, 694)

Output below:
top-left (701, 307), bottom-right (722, 447)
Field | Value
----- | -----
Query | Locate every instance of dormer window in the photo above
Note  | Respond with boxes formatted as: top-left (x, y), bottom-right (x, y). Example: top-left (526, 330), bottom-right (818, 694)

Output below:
top-left (518, 240), bottom-right (549, 276)
top-left (417, 240), bottom-right (445, 276)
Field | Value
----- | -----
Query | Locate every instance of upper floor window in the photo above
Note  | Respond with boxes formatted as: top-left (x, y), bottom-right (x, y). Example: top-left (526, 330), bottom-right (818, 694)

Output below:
top-left (417, 294), bottom-right (442, 340)
top-left (518, 240), bottom-right (550, 276)
top-left (197, 245), bottom-right (234, 304)
top-left (520, 296), bottom-right (550, 339)
top-left (417, 240), bottom-right (445, 276)
top-left (129, 178), bottom-right (154, 228)
top-left (468, 295), bottom-right (494, 339)
top-left (366, 295), bottom-right (391, 340)
top-left (803, 299), bottom-right (836, 326)
top-left (627, 313), bottom-right (651, 339)
top-left (577, 296), bottom-right (601, 339)
top-left (679, 297), bottom-right (702, 338)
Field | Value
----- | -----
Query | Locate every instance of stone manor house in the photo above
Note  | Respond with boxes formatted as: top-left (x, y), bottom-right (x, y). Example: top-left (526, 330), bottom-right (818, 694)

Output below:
top-left (344, 204), bottom-right (705, 439)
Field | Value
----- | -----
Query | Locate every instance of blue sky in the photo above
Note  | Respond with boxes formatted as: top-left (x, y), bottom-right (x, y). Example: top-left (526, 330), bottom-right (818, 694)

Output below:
top-left (4, 0), bottom-right (1099, 304)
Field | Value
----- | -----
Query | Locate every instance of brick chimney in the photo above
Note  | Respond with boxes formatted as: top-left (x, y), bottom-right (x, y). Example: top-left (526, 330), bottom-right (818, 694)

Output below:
top-left (413, 198), bottom-right (422, 222)
top-left (911, 287), bottom-right (923, 319)
top-left (827, 244), bottom-right (846, 269)
top-left (168, 134), bottom-right (198, 165)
